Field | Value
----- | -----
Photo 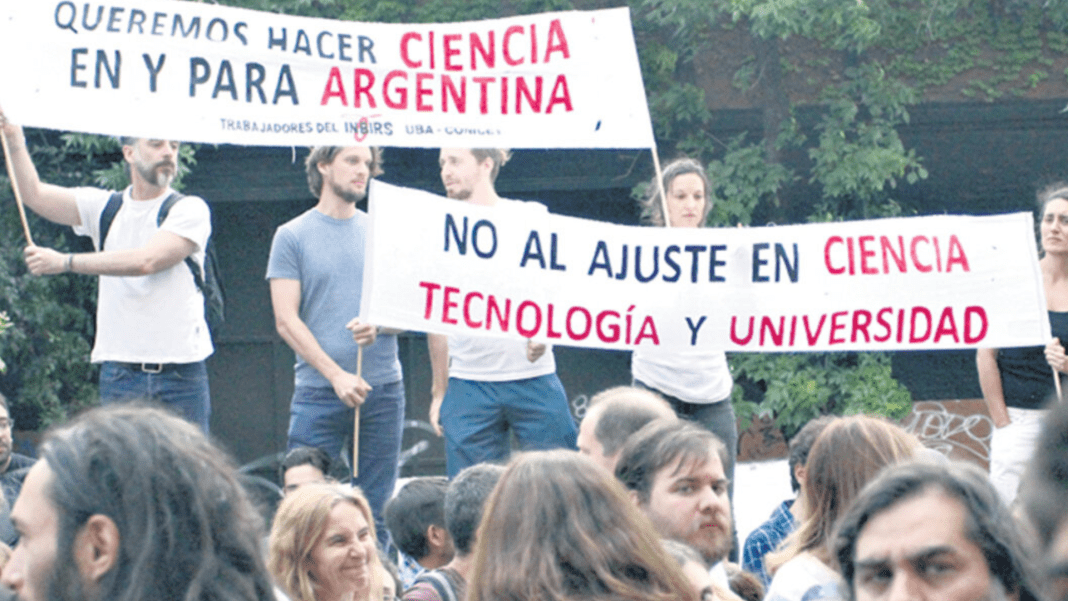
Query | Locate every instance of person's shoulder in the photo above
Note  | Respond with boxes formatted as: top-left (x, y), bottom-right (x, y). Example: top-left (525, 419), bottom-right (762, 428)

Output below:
top-left (173, 192), bottom-right (210, 210)
top-left (402, 579), bottom-right (445, 601)
top-left (7, 454), bottom-right (35, 471)
top-left (275, 208), bottom-right (322, 234)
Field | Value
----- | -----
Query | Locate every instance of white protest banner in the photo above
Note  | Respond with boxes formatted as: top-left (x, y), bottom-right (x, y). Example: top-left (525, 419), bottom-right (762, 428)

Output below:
top-left (0, 0), bottom-right (652, 148)
top-left (361, 181), bottom-right (1049, 353)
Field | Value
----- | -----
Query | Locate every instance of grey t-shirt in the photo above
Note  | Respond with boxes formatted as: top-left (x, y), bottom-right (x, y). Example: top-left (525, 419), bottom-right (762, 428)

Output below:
top-left (266, 208), bottom-right (401, 388)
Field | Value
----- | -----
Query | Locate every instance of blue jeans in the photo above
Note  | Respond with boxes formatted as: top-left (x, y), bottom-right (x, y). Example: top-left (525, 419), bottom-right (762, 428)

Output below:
top-left (99, 361), bottom-right (211, 433)
top-left (288, 380), bottom-right (405, 544)
top-left (441, 373), bottom-right (577, 477)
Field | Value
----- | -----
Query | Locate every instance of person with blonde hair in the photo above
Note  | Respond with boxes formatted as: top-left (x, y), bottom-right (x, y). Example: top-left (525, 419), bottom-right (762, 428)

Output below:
top-left (270, 483), bottom-right (383, 601)
top-left (764, 415), bottom-right (922, 601)
top-left (468, 450), bottom-right (697, 601)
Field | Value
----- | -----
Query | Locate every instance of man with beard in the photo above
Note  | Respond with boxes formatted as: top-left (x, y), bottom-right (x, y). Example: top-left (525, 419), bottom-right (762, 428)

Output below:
top-left (0, 404), bottom-right (276, 601)
top-left (616, 419), bottom-right (734, 585)
top-left (266, 146), bottom-right (404, 541)
top-left (0, 108), bottom-right (214, 431)
top-left (428, 148), bottom-right (576, 477)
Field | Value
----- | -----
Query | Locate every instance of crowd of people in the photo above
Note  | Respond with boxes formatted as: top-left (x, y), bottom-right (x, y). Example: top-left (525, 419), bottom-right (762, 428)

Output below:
top-left (0, 107), bottom-right (1067, 601)
top-left (0, 394), bottom-right (1065, 601)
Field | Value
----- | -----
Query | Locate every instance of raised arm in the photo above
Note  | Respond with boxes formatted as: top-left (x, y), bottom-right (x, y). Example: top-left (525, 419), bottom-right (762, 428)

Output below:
top-left (976, 348), bottom-right (1010, 428)
top-left (270, 278), bottom-right (369, 408)
top-left (428, 333), bottom-right (449, 436)
top-left (0, 106), bottom-right (82, 226)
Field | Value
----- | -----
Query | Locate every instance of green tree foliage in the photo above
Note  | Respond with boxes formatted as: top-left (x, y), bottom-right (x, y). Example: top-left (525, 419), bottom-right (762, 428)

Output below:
top-left (629, 0), bottom-right (1068, 432)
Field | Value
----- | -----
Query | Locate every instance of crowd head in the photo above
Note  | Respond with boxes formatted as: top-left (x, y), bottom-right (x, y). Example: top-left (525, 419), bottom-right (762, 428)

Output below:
top-left (280, 446), bottom-right (332, 495)
top-left (836, 460), bottom-right (1041, 601)
top-left (577, 386), bottom-right (676, 472)
top-left (468, 450), bottom-right (696, 601)
top-left (269, 483), bottom-right (383, 601)
top-left (615, 419), bottom-right (732, 564)
top-left (383, 477), bottom-right (453, 569)
top-left (774, 415), bottom-right (921, 568)
top-left (0, 404), bottom-right (274, 601)
top-left (445, 463), bottom-right (505, 558)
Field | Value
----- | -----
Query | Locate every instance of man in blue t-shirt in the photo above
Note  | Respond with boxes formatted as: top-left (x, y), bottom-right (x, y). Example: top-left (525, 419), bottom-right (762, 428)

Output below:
top-left (266, 145), bottom-right (404, 539)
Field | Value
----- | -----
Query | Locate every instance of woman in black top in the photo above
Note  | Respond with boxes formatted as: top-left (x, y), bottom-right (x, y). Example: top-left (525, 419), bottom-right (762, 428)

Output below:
top-left (977, 183), bottom-right (1068, 505)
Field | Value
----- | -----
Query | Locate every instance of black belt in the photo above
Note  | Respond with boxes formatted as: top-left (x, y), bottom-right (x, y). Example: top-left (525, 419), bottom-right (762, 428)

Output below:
top-left (113, 362), bottom-right (187, 374)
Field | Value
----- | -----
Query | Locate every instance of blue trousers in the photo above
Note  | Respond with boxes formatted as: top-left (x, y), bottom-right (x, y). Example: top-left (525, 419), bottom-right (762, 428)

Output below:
top-left (99, 361), bottom-right (211, 433)
top-left (441, 373), bottom-right (577, 477)
top-left (288, 380), bottom-right (405, 544)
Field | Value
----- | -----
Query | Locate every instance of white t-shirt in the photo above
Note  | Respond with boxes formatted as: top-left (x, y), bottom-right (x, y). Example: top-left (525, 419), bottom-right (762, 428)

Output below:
top-left (447, 197), bottom-right (556, 382)
top-left (72, 187), bottom-right (213, 363)
top-left (764, 552), bottom-right (846, 601)
top-left (631, 345), bottom-right (733, 404)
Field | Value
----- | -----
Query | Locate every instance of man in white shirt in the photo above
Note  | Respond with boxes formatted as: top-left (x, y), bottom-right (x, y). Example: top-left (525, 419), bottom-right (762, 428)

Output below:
top-left (428, 148), bottom-right (577, 477)
top-left (0, 107), bottom-right (213, 431)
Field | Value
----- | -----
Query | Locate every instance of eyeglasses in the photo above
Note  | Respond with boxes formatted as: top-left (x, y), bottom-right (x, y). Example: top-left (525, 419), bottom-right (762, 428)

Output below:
top-left (0, 418), bottom-right (15, 430)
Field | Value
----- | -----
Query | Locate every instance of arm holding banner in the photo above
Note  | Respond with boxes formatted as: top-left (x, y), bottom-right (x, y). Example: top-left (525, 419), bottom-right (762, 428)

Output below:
top-left (1047, 338), bottom-right (1068, 374)
top-left (24, 231), bottom-right (196, 276)
top-left (428, 333), bottom-right (449, 436)
top-left (0, 108), bottom-right (81, 226)
top-left (270, 278), bottom-right (370, 408)
top-left (976, 348), bottom-right (1011, 428)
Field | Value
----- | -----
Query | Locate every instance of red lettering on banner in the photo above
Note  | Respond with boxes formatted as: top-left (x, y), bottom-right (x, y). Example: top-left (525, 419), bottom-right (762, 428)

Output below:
top-left (321, 67), bottom-right (347, 105)
top-left (443, 34), bottom-right (462, 71)
top-left (728, 305), bottom-right (989, 348)
top-left (416, 281), bottom-right (657, 347)
top-left (322, 71), bottom-right (573, 115)
top-left (400, 20), bottom-right (571, 73)
top-left (400, 32), bottom-right (422, 68)
top-left (442, 286), bottom-right (459, 324)
top-left (825, 234), bottom-right (971, 275)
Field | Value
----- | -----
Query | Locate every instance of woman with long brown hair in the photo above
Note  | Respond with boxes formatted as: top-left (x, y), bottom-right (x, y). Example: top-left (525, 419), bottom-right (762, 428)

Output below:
top-left (467, 450), bottom-right (697, 601)
top-left (763, 415), bottom-right (922, 601)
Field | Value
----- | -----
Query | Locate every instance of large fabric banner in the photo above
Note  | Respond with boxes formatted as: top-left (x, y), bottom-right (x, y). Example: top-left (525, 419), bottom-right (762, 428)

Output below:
top-left (362, 181), bottom-right (1049, 352)
top-left (0, 0), bottom-right (652, 148)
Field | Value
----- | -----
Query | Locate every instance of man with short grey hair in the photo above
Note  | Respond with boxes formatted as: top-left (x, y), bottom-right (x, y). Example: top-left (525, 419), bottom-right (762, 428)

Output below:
top-left (0, 106), bottom-right (214, 431)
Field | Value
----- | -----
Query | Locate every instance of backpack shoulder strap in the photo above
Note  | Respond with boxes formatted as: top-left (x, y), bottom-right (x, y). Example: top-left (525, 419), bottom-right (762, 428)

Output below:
top-left (420, 571), bottom-right (458, 601)
top-left (156, 192), bottom-right (186, 226)
top-left (97, 191), bottom-right (124, 251)
top-left (154, 193), bottom-right (206, 293)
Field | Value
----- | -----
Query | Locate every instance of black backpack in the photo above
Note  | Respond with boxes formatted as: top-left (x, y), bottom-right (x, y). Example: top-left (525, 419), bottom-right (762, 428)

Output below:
top-left (99, 191), bottom-right (226, 336)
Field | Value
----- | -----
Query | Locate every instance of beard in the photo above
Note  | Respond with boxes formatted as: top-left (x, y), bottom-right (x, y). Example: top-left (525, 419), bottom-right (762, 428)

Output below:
top-left (42, 544), bottom-right (95, 601)
top-left (330, 180), bottom-right (366, 204)
top-left (445, 187), bottom-right (471, 201)
top-left (134, 159), bottom-right (176, 188)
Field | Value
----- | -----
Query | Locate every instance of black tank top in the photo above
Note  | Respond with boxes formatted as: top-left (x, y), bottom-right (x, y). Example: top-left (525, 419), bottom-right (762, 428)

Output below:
top-left (997, 311), bottom-right (1068, 409)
